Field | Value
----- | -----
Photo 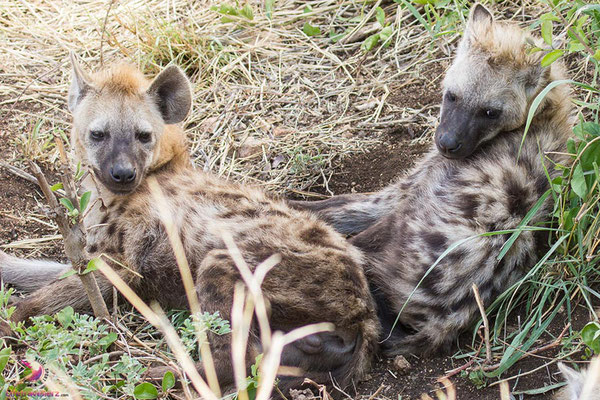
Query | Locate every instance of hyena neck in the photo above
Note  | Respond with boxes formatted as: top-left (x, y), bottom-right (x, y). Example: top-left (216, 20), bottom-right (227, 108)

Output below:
top-left (149, 124), bottom-right (192, 173)
top-left (530, 66), bottom-right (573, 141)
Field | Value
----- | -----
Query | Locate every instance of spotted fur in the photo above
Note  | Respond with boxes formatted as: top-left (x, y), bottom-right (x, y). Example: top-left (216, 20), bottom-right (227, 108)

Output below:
top-left (0, 58), bottom-right (380, 394)
top-left (292, 4), bottom-right (574, 355)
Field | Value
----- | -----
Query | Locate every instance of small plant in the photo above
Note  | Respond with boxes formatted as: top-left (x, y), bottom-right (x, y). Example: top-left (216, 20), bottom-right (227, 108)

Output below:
top-left (581, 321), bottom-right (600, 357)
top-left (211, 2), bottom-right (254, 23)
top-left (361, 7), bottom-right (394, 52)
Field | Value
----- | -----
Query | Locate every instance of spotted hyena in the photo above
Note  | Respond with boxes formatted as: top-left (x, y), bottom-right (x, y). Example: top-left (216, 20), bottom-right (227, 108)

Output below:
top-left (292, 4), bottom-right (574, 355)
top-left (0, 56), bottom-right (380, 393)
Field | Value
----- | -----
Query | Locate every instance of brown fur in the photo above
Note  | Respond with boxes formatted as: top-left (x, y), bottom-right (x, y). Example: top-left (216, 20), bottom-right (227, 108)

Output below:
top-left (291, 4), bottom-right (574, 355)
top-left (1, 60), bottom-right (380, 395)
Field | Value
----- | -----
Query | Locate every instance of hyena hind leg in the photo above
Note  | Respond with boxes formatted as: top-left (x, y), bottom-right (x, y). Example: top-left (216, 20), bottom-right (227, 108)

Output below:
top-left (0, 250), bottom-right (70, 293)
top-left (288, 185), bottom-right (400, 236)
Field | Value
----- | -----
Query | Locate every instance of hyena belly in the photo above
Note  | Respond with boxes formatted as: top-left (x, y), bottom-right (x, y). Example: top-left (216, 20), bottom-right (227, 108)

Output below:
top-left (353, 132), bottom-right (558, 354)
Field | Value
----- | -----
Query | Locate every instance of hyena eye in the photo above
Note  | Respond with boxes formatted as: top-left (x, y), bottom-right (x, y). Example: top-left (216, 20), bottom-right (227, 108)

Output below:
top-left (135, 131), bottom-right (152, 143)
top-left (483, 108), bottom-right (502, 119)
top-left (90, 130), bottom-right (106, 141)
top-left (445, 91), bottom-right (457, 102)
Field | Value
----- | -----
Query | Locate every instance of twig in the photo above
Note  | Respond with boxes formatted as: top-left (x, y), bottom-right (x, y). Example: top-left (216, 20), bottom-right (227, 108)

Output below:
top-left (472, 283), bottom-right (492, 364)
top-left (28, 151), bottom-right (109, 320)
top-left (0, 161), bottom-right (38, 185)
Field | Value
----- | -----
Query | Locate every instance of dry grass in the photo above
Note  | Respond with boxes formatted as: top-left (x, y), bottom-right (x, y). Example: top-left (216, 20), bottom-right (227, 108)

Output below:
top-left (0, 0), bottom-right (450, 195)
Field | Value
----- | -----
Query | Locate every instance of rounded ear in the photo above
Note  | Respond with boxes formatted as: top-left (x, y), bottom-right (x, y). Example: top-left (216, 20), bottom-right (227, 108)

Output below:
top-left (147, 65), bottom-right (192, 124)
top-left (68, 52), bottom-right (92, 112)
top-left (462, 3), bottom-right (494, 46)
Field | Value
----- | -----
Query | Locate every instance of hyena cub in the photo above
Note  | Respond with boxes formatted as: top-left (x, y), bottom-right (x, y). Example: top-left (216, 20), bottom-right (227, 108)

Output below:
top-left (0, 57), bottom-right (380, 393)
top-left (293, 4), bottom-right (574, 354)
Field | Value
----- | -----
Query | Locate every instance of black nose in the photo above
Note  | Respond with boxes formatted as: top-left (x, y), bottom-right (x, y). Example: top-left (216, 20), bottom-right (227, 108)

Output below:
top-left (437, 133), bottom-right (462, 154)
top-left (110, 166), bottom-right (136, 183)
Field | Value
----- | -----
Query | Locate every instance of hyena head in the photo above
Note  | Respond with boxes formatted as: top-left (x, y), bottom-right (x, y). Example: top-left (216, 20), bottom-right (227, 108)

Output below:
top-left (67, 54), bottom-right (192, 194)
top-left (435, 3), bottom-right (554, 159)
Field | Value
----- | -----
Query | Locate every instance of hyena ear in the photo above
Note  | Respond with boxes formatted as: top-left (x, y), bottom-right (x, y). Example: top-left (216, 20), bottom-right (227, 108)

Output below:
top-left (147, 65), bottom-right (192, 124)
top-left (68, 52), bottom-right (92, 112)
top-left (463, 3), bottom-right (494, 45)
top-left (558, 362), bottom-right (584, 398)
top-left (521, 63), bottom-right (551, 98)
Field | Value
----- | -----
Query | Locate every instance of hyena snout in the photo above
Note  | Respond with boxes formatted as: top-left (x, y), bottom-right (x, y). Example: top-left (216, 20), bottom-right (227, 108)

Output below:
top-left (110, 163), bottom-right (136, 184)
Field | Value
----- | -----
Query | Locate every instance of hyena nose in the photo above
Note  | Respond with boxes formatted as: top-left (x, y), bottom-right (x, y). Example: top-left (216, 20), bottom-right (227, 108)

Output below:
top-left (438, 134), bottom-right (462, 154)
top-left (110, 166), bottom-right (137, 184)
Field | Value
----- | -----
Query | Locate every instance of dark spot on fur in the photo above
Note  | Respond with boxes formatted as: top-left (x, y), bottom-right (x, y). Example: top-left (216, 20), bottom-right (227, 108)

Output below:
top-left (300, 226), bottom-right (330, 247)
top-left (100, 214), bottom-right (110, 224)
top-left (419, 268), bottom-right (443, 296)
top-left (88, 244), bottom-right (98, 253)
top-left (504, 175), bottom-right (529, 217)
top-left (423, 232), bottom-right (447, 252)
top-left (459, 194), bottom-right (479, 219)
top-left (107, 223), bottom-right (117, 236)
top-left (449, 293), bottom-right (475, 313)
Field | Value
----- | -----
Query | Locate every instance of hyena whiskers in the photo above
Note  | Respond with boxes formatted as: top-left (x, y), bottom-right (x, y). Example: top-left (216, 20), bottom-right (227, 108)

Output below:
top-left (292, 3), bottom-right (574, 355)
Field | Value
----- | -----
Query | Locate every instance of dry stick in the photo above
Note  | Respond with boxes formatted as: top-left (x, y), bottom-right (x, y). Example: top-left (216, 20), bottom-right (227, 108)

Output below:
top-left (28, 161), bottom-right (109, 319)
top-left (472, 283), bottom-right (492, 364)
top-left (0, 161), bottom-right (38, 185)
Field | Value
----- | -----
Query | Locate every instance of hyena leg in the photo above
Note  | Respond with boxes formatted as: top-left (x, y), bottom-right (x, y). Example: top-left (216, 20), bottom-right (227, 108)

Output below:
top-left (288, 185), bottom-right (400, 236)
top-left (0, 250), bottom-right (70, 293)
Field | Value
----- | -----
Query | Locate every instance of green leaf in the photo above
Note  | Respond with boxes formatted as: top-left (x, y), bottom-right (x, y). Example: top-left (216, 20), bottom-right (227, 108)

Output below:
top-left (329, 29), bottom-right (345, 43)
top-left (56, 306), bottom-right (74, 327)
top-left (98, 332), bottom-right (118, 349)
top-left (240, 4), bottom-right (253, 20)
top-left (361, 33), bottom-right (380, 52)
top-left (379, 26), bottom-right (393, 42)
top-left (303, 5), bottom-right (312, 13)
top-left (541, 20), bottom-right (553, 46)
top-left (162, 371), bottom-right (175, 392)
top-left (582, 322), bottom-right (600, 353)
top-left (265, 0), bottom-right (275, 20)
top-left (79, 191), bottom-right (91, 212)
top-left (59, 269), bottom-right (78, 279)
top-left (0, 348), bottom-right (11, 374)
top-left (594, 49), bottom-right (600, 62)
top-left (302, 22), bottom-right (320, 37)
top-left (50, 183), bottom-right (63, 192)
top-left (82, 259), bottom-right (100, 275)
top-left (134, 383), bottom-right (158, 399)
top-left (541, 49), bottom-right (564, 67)
top-left (375, 7), bottom-right (385, 26)
top-left (571, 163), bottom-right (588, 199)
top-left (59, 198), bottom-right (75, 212)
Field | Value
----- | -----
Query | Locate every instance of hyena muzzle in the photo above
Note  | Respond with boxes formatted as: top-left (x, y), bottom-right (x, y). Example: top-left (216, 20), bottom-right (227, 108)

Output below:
top-left (0, 56), bottom-right (380, 395)
top-left (291, 3), bottom-right (574, 355)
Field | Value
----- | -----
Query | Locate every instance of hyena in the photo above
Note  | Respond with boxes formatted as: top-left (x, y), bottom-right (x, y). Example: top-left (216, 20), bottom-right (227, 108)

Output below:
top-left (292, 4), bottom-right (574, 355)
top-left (0, 57), bottom-right (380, 393)
top-left (555, 361), bottom-right (600, 400)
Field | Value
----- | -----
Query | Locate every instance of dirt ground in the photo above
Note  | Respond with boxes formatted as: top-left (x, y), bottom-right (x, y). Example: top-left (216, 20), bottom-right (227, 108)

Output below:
top-left (0, 51), bottom-right (588, 400)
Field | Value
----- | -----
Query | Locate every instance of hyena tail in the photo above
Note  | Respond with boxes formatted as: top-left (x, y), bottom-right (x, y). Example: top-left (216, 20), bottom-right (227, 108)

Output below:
top-left (0, 250), bottom-right (69, 293)
top-left (288, 186), bottom-right (399, 236)
top-left (277, 320), bottom-right (379, 399)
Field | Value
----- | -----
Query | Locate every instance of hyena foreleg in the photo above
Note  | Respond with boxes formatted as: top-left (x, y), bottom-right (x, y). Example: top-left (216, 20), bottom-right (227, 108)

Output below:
top-left (288, 185), bottom-right (401, 236)
top-left (0, 250), bottom-right (70, 293)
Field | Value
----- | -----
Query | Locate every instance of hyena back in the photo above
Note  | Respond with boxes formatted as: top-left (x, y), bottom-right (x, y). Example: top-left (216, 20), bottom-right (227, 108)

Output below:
top-left (293, 4), bottom-right (574, 355)
top-left (0, 57), bottom-right (380, 394)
